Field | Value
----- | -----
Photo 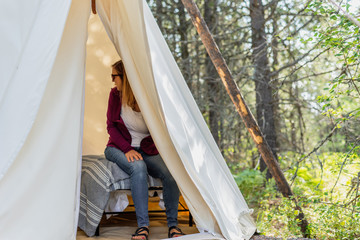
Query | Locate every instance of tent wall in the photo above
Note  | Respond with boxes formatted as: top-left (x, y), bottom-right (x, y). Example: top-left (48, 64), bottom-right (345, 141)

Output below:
top-left (0, 0), bottom-right (71, 179)
top-left (0, 1), bottom-right (89, 239)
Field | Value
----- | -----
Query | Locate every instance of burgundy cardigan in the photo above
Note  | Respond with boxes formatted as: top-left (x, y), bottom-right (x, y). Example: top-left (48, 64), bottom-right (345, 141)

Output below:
top-left (106, 87), bottom-right (158, 155)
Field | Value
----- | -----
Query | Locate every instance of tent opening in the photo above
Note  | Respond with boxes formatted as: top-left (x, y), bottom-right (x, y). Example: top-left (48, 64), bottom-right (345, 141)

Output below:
top-left (83, 14), bottom-right (118, 156)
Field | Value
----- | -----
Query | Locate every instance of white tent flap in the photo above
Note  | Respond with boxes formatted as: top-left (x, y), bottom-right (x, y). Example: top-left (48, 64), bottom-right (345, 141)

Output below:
top-left (0, 0), bottom-right (72, 180)
top-left (0, 0), bottom-right (90, 239)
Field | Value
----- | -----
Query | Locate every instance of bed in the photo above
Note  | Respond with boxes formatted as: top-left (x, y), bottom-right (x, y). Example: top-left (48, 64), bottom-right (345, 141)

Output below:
top-left (78, 155), bottom-right (191, 237)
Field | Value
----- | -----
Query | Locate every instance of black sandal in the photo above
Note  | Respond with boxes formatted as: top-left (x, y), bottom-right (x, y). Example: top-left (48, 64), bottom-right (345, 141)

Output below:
top-left (168, 226), bottom-right (185, 238)
top-left (131, 227), bottom-right (149, 240)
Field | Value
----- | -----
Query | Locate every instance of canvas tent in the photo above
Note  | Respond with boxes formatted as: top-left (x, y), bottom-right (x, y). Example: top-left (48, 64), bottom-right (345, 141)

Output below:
top-left (0, 0), bottom-right (256, 239)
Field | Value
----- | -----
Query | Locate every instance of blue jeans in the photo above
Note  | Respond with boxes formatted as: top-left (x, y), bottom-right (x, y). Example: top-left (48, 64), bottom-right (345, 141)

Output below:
top-left (104, 146), bottom-right (180, 227)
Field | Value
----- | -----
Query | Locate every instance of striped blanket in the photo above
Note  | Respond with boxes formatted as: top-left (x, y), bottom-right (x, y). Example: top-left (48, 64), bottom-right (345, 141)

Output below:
top-left (78, 155), bottom-right (162, 237)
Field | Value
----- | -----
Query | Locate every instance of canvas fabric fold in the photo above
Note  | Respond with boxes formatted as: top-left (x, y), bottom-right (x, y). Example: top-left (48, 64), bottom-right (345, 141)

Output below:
top-left (0, 0), bottom-right (90, 239)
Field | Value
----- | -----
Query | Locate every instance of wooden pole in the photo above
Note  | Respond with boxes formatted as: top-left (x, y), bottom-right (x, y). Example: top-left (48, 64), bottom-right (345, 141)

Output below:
top-left (180, 0), bottom-right (309, 236)
top-left (91, 0), bottom-right (97, 14)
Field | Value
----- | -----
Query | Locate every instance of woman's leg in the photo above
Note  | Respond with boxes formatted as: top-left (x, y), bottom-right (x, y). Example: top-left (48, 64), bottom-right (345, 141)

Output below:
top-left (142, 152), bottom-right (180, 227)
top-left (104, 146), bottom-right (149, 227)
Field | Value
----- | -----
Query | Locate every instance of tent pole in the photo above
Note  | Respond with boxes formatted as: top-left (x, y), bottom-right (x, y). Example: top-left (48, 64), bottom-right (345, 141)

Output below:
top-left (180, 0), bottom-right (309, 236)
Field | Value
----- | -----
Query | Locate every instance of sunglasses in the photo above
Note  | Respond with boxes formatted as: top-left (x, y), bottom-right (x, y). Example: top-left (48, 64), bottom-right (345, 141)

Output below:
top-left (111, 74), bottom-right (123, 81)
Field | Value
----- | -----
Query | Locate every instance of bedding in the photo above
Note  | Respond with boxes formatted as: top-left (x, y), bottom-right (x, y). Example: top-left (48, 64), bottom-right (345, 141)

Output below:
top-left (78, 155), bottom-right (162, 236)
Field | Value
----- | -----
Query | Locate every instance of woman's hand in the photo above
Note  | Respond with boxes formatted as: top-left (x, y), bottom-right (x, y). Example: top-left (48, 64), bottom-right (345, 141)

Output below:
top-left (125, 150), bottom-right (143, 162)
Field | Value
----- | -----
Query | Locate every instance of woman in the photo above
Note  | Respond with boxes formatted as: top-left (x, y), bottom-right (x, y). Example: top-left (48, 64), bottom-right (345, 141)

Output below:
top-left (104, 60), bottom-right (185, 240)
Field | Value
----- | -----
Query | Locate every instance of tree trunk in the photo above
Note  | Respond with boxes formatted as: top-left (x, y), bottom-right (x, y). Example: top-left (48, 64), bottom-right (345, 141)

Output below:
top-left (250, 0), bottom-right (278, 180)
top-left (204, 0), bottom-right (220, 146)
top-left (155, 0), bottom-right (163, 33)
top-left (177, 0), bottom-right (192, 90)
top-left (270, 3), bottom-right (281, 156)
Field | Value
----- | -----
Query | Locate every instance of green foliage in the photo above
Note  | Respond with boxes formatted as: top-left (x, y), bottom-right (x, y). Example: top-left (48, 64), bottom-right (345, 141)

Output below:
top-left (232, 152), bottom-right (360, 239)
top-left (307, 0), bottom-right (360, 151)
top-left (233, 169), bottom-right (269, 207)
top-left (310, 203), bottom-right (360, 239)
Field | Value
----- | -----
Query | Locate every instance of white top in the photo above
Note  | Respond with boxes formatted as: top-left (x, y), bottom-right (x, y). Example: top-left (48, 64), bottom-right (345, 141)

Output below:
top-left (121, 104), bottom-right (150, 147)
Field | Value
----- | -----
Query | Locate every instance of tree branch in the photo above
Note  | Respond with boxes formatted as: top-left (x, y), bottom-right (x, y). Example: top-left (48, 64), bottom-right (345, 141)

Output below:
top-left (328, 0), bottom-right (360, 28)
top-left (285, 124), bottom-right (338, 172)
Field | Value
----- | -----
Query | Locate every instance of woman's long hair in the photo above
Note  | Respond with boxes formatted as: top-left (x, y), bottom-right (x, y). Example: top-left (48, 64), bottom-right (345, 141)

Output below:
top-left (112, 60), bottom-right (137, 110)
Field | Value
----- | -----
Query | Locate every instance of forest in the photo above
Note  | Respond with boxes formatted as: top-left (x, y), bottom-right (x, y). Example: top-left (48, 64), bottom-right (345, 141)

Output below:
top-left (147, 0), bottom-right (360, 239)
